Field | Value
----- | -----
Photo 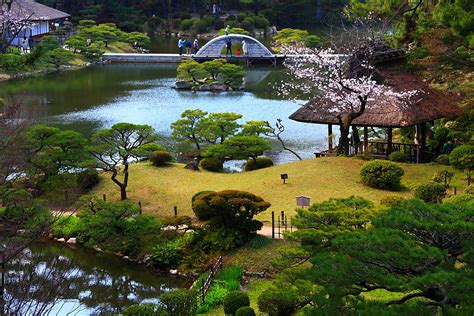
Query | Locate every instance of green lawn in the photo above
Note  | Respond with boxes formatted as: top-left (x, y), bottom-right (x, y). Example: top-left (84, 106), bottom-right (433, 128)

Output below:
top-left (90, 157), bottom-right (465, 221)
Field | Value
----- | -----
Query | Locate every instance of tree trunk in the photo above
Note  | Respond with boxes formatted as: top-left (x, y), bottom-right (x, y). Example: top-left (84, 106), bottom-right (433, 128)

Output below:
top-left (337, 118), bottom-right (351, 155)
top-left (120, 184), bottom-right (127, 200)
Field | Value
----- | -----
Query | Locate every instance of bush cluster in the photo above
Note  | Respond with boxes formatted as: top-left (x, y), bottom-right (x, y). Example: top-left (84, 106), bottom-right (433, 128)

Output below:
top-left (149, 150), bottom-right (173, 166)
top-left (200, 158), bottom-right (223, 172)
top-left (360, 160), bottom-right (405, 190)
top-left (436, 154), bottom-right (451, 165)
top-left (258, 287), bottom-right (301, 316)
top-left (389, 151), bottom-right (408, 162)
top-left (76, 169), bottom-right (100, 191)
top-left (414, 182), bottom-right (447, 203)
top-left (160, 289), bottom-right (197, 316)
top-left (236, 307), bottom-right (256, 316)
top-left (224, 291), bottom-right (250, 315)
top-left (244, 157), bottom-right (273, 171)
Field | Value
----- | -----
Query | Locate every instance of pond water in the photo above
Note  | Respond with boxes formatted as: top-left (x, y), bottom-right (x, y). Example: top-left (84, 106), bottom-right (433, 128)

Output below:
top-left (0, 64), bottom-right (327, 164)
top-left (4, 242), bottom-right (191, 315)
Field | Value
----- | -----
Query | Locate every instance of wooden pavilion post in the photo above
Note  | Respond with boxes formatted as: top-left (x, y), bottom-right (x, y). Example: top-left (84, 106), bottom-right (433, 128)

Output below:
top-left (363, 126), bottom-right (369, 154)
top-left (386, 127), bottom-right (393, 157)
top-left (328, 124), bottom-right (333, 152)
top-left (415, 123), bottom-right (427, 163)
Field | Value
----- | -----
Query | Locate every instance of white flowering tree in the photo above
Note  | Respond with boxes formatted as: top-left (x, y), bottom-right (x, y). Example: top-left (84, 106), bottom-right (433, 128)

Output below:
top-left (279, 20), bottom-right (419, 155)
top-left (0, 0), bottom-right (35, 53)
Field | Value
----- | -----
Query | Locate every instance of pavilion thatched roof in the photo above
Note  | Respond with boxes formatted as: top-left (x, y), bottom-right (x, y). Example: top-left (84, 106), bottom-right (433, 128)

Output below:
top-left (289, 68), bottom-right (463, 128)
top-left (9, 0), bottom-right (70, 22)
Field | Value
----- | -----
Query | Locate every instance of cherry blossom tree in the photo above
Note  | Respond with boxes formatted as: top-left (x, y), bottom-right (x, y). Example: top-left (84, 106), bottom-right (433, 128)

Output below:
top-left (0, 0), bottom-right (35, 53)
top-left (278, 19), bottom-right (419, 155)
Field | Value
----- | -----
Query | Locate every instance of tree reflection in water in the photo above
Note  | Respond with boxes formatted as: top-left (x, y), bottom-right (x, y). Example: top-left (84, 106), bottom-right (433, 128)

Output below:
top-left (5, 242), bottom-right (190, 315)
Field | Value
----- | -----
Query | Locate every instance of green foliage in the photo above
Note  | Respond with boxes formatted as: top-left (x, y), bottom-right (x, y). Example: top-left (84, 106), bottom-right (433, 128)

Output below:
top-left (450, 144), bottom-right (474, 171)
top-left (0, 53), bottom-right (28, 72)
top-left (218, 27), bottom-right (250, 36)
top-left (150, 240), bottom-right (182, 269)
top-left (123, 304), bottom-right (168, 316)
top-left (217, 266), bottom-right (244, 291)
top-left (149, 150), bottom-right (173, 166)
top-left (171, 109), bottom-right (208, 150)
top-left (436, 154), bottom-right (451, 165)
top-left (235, 307), bottom-right (256, 316)
top-left (197, 284), bottom-right (229, 313)
top-left (191, 190), bottom-right (215, 203)
top-left (76, 169), bottom-right (100, 191)
top-left (126, 32), bottom-right (151, 48)
top-left (43, 48), bottom-right (74, 70)
top-left (272, 28), bottom-right (319, 50)
top-left (389, 151), bottom-right (408, 162)
top-left (200, 158), bottom-right (223, 172)
top-left (432, 169), bottom-right (455, 188)
top-left (465, 185), bottom-right (474, 194)
top-left (258, 286), bottom-right (301, 316)
top-left (176, 59), bottom-right (245, 89)
top-left (74, 199), bottom-right (162, 256)
top-left (193, 20), bottom-right (208, 33)
top-left (434, 0), bottom-right (474, 47)
top-left (248, 235), bottom-right (272, 249)
top-left (244, 157), bottom-right (273, 171)
top-left (360, 160), bottom-right (405, 190)
top-left (180, 19), bottom-right (194, 31)
top-left (205, 136), bottom-right (271, 163)
top-left (159, 289), bottom-right (197, 316)
top-left (414, 182), bottom-right (447, 203)
top-left (202, 113), bottom-right (243, 144)
top-left (380, 195), bottom-right (405, 207)
top-left (51, 215), bottom-right (81, 239)
top-left (223, 291), bottom-right (250, 315)
top-left (192, 190), bottom-right (270, 247)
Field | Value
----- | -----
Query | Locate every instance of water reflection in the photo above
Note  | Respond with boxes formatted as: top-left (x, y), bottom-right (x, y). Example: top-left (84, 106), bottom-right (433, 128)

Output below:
top-left (0, 64), bottom-right (329, 164)
top-left (5, 242), bottom-right (190, 315)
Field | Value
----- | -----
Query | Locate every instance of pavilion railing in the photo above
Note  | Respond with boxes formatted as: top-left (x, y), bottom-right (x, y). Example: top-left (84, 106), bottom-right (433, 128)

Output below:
top-left (347, 141), bottom-right (434, 163)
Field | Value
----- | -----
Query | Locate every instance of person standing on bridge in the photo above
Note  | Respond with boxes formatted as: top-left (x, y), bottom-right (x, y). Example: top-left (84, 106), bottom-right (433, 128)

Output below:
top-left (178, 37), bottom-right (184, 55)
top-left (242, 40), bottom-right (248, 56)
top-left (226, 38), bottom-right (232, 56)
top-left (193, 39), bottom-right (199, 54)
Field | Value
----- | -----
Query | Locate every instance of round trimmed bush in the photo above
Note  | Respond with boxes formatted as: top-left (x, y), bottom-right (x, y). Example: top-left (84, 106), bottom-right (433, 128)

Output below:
top-left (360, 160), bottom-right (405, 190)
top-left (236, 306), bottom-right (256, 316)
top-left (223, 291), bottom-right (250, 315)
top-left (414, 182), bottom-right (446, 203)
top-left (191, 190), bottom-right (214, 203)
top-left (193, 20), bottom-right (208, 33)
top-left (449, 144), bottom-right (474, 170)
top-left (123, 303), bottom-right (168, 315)
top-left (200, 158), bottom-right (223, 172)
top-left (180, 19), bottom-right (193, 31)
top-left (149, 150), bottom-right (173, 166)
top-left (436, 154), bottom-right (450, 165)
top-left (244, 157), bottom-right (273, 171)
top-left (389, 151), bottom-right (408, 163)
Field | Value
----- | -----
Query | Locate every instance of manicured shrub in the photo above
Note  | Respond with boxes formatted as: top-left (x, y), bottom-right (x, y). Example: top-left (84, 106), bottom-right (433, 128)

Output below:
top-left (159, 289), bottom-right (197, 316)
top-left (123, 303), bottom-right (168, 315)
top-left (191, 190), bottom-right (214, 202)
top-left (414, 183), bottom-right (447, 203)
top-left (180, 19), bottom-right (194, 31)
top-left (258, 287), bottom-right (300, 316)
top-left (149, 150), bottom-right (173, 166)
top-left (436, 154), bottom-right (450, 165)
top-left (214, 19), bottom-right (225, 30)
top-left (76, 169), bottom-right (100, 191)
top-left (223, 291), bottom-right (250, 315)
top-left (360, 160), bottom-right (405, 190)
top-left (244, 157), bottom-right (273, 171)
top-left (389, 151), bottom-right (408, 163)
top-left (432, 169), bottom-right (455, 188)
top-left (236, 307), bottom-right (256, 316)
top-left (380, 195), bottom-right (405, 207)
top-left (198, 284), bottom-right (229, 313)
top-left (449, 144), bottom-right (474, 170)
top-left (193, 20), bottom-right (208, 33)
top-left (200, 158), bottom-right (223, 172)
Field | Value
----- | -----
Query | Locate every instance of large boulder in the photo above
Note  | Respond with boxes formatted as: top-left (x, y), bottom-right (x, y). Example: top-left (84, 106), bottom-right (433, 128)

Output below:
top-left (199, 84), bottom-right (211, 91)
top-left (175, 80), bottom-right (193, 89)
top-left (209, 83), bottom-right (228, 91)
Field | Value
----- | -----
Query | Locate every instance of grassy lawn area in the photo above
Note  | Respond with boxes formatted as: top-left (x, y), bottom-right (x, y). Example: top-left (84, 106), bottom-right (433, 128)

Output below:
top-left (90, 157), bottom-right (465, 221)
top-left (104, 42), bottom-right (138, 53)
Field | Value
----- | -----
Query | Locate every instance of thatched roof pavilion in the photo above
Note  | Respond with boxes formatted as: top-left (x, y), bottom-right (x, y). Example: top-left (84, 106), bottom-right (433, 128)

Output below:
top-left (289, 68), bottom-right (463, 162)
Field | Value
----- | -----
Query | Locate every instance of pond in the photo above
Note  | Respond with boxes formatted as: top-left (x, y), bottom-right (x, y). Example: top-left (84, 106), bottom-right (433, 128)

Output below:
top-left (4, 242), bottom-right (191, 315)
top-left (0, 64), bottom-right (327, 164)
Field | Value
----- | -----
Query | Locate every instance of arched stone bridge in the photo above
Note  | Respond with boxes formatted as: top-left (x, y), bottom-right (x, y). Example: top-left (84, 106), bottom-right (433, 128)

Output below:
top-left (195, 34), bottom-right (274, 58)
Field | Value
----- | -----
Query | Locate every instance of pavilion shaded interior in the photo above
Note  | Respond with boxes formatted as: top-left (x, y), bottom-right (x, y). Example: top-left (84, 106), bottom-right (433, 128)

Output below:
top-left (289, 68), bottom-right (463, 162)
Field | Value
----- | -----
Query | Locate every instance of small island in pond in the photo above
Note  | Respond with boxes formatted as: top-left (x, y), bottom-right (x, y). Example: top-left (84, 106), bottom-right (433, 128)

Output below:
top-left (175, 59), bottom-right (245, 92)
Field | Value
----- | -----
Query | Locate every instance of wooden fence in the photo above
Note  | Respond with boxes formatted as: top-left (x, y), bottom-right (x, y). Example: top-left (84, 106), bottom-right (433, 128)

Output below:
top-left (200, 255), bottom-right (223, 304)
